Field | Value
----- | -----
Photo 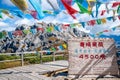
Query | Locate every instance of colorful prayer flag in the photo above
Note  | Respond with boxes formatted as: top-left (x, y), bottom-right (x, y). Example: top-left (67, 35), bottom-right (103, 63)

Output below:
top-left (29, 0), bottom-right (44, 19)
top-left (11, 0), bottom-right (28, 12)
top-left (61, 0), bottom-right (78, 19)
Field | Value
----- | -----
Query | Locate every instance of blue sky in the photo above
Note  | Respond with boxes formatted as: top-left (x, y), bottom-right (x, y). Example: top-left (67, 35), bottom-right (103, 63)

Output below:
top-left (0, 0), bottom-right (120, 42)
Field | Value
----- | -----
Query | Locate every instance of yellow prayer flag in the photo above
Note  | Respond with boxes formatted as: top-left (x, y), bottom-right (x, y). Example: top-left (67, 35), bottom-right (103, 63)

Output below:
top-left (62, 43), bottom-right (67, 49)
top-left (2, 10), bottom-right (14, 18)
top-left (87, 0), bottom-right (96, 11)
top-left (101, 18), bottom-right (106, 24)
top-left (50, 26), bottom-right (54, 32)
top-left (11, 0), bottom-right (28, 12)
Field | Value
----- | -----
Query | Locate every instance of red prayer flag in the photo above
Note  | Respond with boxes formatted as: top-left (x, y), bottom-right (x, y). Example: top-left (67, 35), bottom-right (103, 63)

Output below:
top-left (30, 10), bottom-right (38, 19)
top-left (103, 30), bottom-right (109, 32)
top-left (63, 24), bottom-right (70, 26)
top-left (13, 30), bottom-right (23, 36)
top-left (61, 0), bottom-right (78, 19)
top-left (101, 10), bottom-right (106, 16)
top-left (112, 2), bottom-right (120, 7)
top-left (88, 20), bottom-right (96, 26)
top-left (37, 27), bottom-right (44, 32)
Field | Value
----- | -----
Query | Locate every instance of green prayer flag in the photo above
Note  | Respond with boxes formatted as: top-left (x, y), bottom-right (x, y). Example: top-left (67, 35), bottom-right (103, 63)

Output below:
top-left (23, 29), bottom-right (30, 34)
top-left (76, 1), bottom-right (91, 14)
top-left (46, 27), bottom-right (51, 33)
top-left (70, 24), bottom-right (75, 28)
top-left (2, 31), bottom-right (7, 38)
top-left (96, 19), bottom-right (101, 25)
top-left (99, 32), bottom-right (103, 35)
top-left (51, 47), bottom-right (56, 51)
top-left (117, 5), bottom-right (120, 14)
top-left (0, 12), bottom-right (2, 18)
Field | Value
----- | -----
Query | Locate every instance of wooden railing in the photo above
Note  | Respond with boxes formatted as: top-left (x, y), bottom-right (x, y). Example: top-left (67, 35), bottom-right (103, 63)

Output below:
top-left (0, 50), bottom-right (68, 66)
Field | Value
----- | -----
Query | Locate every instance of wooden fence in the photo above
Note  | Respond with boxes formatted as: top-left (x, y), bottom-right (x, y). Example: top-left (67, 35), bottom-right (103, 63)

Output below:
top-left (0, 50), bottom-right (68, 66)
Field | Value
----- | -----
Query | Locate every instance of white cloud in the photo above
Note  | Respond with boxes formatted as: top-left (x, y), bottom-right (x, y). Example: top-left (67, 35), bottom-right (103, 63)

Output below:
top-left (1, 0), bottom-right (15, 7)
top-left (1, 13), bottom-right (10, 21)
top-left (0, 22), bottom-right (15, 31)
top-left (0, 26), bottom-right (15, 31)
top-left (15, 18), bottom-right (35, 26)
top-left (0, 22), bottom-right (9, 27)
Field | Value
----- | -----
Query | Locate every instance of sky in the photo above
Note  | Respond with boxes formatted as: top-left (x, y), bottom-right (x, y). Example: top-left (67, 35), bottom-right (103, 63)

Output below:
top-left (0, 0), bottom-right (120, 42)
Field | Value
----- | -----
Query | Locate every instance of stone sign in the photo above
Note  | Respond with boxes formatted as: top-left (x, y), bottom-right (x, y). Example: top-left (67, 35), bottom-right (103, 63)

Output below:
top-left (68, 38), bottom-right (119, 76)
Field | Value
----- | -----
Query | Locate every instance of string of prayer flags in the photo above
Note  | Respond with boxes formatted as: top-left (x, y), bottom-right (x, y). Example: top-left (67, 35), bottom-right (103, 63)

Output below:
top-left (95, 25), bottom-right (119, 37)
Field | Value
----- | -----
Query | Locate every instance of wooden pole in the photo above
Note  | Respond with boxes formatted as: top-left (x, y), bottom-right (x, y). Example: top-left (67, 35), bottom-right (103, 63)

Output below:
top-left (40, 52), bottom-right (42, 63)
top-left (21, 52), bottom-right (24, 66)
top-left (53, 52), bottom-right (55, 61)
